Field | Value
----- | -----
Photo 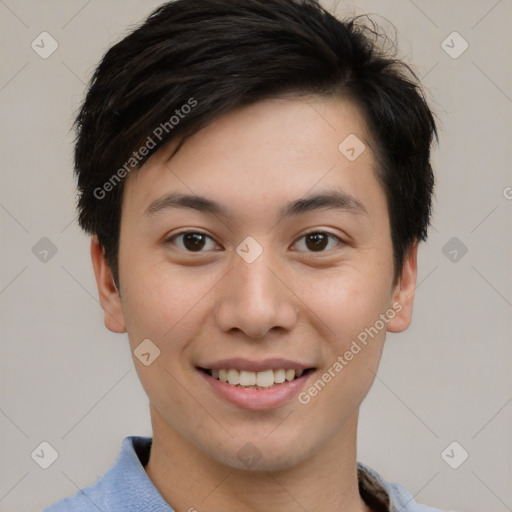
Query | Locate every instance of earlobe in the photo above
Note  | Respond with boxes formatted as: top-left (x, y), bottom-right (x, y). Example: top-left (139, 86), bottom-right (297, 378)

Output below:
top-left (90, 236), bottom-right (127, 333)
top-left (386, 241), bottom-right (418, 333)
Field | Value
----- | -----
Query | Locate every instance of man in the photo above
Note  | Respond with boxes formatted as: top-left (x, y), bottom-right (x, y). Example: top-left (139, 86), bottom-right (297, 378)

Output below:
top-left (44, 0), bottom-right (449, 510)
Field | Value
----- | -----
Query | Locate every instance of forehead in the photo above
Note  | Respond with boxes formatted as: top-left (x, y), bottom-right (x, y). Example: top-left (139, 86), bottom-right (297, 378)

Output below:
top-left (121, 95), bottom-right (386, 226)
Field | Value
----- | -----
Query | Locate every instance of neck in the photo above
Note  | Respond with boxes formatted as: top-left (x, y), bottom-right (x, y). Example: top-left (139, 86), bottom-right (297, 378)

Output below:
top-left (144, 404), bottom-right (370, 512)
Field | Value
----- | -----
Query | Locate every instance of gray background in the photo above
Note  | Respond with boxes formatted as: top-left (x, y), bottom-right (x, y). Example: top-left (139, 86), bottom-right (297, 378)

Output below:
top-left (0, 1), bottom-right (511, 511)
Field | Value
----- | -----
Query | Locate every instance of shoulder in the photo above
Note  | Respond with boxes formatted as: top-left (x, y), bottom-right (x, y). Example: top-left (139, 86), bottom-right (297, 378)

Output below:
top-left (41, 436), bottom-right (155, 512)
top-left (357, 462), bottom-right (456, 512)
top-left (386, 480), bottom-right (454, 512)
top-left (41, 478), bottom-right (109, 512)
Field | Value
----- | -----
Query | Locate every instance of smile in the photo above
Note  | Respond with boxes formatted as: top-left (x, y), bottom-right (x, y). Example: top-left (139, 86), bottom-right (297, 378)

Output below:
top-left (198, 363), bottom-right (316, 410)
top-left (200, 367), bottom-right (313, 389)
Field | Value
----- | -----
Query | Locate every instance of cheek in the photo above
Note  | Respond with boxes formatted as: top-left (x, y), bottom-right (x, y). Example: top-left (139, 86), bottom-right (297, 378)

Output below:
top-left (118, 261), bottom-right (211, 422)
top-left (303, 266), bottom-right (392, 343)
top-left (119, 251), bottom-right (214, 341)
top-left (297, 265), bottom-right (393, 416)
top-left (298, 277), bottom-right (389, 420)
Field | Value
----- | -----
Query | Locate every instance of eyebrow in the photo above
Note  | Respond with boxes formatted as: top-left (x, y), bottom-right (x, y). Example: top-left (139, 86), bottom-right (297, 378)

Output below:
top-left (145, 190), bottom-right (368, 221)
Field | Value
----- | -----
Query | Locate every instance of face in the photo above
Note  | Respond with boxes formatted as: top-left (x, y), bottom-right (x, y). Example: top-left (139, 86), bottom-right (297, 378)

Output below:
top-left (92, 95), bottom-right (417, 472)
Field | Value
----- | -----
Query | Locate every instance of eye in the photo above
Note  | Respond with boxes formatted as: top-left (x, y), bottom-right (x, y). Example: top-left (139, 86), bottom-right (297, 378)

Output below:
top-left (292, 231), bottom-right (343, 252)
top-left (167, 231), bottom-right (220, 252)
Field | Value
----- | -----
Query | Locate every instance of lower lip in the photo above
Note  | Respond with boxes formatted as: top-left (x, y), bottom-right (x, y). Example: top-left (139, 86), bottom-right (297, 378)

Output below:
top-left (198, 370), bottom-right (313, 410)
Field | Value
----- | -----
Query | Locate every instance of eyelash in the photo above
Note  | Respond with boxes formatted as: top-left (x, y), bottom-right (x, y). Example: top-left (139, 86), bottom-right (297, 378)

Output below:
top-left (166, 230), bottom-right (344, 254)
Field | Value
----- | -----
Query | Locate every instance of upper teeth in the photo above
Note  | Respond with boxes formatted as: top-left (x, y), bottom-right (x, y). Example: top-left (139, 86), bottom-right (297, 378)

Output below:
top-left (211, 368), bottom-right (304, 387)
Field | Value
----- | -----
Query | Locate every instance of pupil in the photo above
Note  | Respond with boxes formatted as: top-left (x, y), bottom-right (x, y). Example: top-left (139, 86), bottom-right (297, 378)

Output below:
top-left (184, 233), bottom-right (205, 251)
top-left (307, 233), bottom-right (327, 251)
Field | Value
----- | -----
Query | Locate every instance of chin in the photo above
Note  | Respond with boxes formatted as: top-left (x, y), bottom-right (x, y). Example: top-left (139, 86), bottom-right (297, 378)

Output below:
top-left (210, 437), bottom-right (315, 473)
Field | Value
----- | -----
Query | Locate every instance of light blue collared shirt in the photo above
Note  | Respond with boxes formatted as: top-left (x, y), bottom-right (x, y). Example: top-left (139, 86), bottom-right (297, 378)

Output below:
top-left (42, 436), bottom-right (451, 512)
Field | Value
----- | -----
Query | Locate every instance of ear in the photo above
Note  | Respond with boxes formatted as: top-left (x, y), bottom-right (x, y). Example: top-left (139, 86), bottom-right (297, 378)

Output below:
top-left (386, 241), bottom-right (418, 333)
top-left (90, 235), bottom-right (126, 333)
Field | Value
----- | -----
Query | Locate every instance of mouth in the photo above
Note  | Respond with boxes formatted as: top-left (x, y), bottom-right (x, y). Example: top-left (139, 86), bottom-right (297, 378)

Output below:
top-left (196, 358), bottom-right (317, 409)
top-left (198, 367), bottom-right (315, 390)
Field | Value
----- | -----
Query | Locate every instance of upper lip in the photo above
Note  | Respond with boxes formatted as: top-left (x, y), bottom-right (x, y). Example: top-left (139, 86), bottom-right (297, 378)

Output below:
top-left (198, 358), bottom-right (315, 372)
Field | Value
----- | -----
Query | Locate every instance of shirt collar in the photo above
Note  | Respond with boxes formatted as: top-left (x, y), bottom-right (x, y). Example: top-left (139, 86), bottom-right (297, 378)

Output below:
top-left (108, 436), bottom-right (392, 512)
top-left (102, 436), bottom-right (174, 511)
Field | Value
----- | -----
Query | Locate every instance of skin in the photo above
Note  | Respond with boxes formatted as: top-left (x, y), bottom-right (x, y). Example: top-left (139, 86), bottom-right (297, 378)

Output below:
top-left (91, 95), bottom-right (418, 512)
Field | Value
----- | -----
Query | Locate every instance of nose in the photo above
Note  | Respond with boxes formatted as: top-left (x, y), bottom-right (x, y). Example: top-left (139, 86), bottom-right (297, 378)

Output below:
top-left (214, 249), bottom-right (298, 339)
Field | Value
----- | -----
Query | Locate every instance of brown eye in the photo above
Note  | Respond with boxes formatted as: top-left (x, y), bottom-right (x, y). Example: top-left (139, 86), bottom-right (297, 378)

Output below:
top-left (306, 232), bottom-right (328, 251)
top-left (293, 231), bottom-right (342, 252)
top-left (169, 232), bottom-right (218, 252)
top-left (183, 233), bottom-right (206, 251)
